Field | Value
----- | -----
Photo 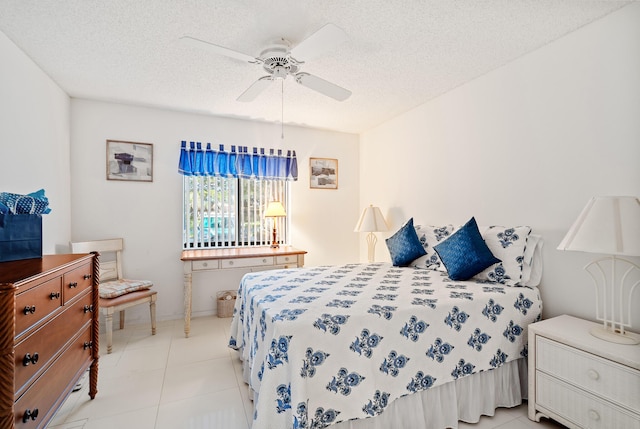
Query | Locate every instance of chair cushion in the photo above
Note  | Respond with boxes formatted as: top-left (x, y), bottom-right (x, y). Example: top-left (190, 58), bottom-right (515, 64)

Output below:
top-left (99, 278), bottom-right (153, 299)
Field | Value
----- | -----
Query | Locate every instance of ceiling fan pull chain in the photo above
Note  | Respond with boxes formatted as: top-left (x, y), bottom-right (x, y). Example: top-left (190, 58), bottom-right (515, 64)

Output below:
top-left (281, 79), bottom-right (285, 139)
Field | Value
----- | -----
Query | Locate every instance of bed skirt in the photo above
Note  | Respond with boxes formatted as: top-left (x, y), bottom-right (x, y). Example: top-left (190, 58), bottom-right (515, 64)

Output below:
top-left (245, 357), bottom-right (528, 429)
top-left (335, 358), bottom-right (528, 429)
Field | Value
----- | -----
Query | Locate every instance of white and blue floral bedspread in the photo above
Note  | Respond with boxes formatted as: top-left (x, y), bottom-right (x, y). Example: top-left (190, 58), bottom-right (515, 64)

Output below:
top-left (229, 263), bottom-right (542, 429)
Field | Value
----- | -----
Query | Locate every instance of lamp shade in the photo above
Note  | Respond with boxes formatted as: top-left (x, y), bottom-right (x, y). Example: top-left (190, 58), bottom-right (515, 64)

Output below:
top-left (557, 196), bottom-right (640, 256)
top-left (264, 201), bottom-right (287, 217)
top-left (354, 205), bottom-right (388, 232)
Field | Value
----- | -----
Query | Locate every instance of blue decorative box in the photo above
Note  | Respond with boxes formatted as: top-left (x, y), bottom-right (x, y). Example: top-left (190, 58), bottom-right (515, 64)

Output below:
top-left (0, 213), bottom-right (42, 262)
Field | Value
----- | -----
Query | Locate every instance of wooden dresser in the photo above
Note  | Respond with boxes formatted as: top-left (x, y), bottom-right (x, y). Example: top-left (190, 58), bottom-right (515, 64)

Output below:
top-left (0, 254), bottom-right (100, 429)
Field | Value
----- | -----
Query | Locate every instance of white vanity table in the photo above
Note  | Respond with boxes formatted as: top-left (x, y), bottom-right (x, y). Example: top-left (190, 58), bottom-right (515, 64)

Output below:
top-left (181, 246), bottom-right (306, 337)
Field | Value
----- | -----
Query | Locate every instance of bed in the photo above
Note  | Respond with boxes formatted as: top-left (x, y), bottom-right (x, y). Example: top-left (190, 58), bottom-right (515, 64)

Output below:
top-left (229, 218), bottom-right (544, 429)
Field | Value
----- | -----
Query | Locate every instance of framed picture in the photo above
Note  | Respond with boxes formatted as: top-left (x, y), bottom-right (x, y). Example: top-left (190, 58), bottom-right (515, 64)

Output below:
top-left (106, 140), bottom-right (153, 182)
top-left (310, 157), bottom-right (338, 189)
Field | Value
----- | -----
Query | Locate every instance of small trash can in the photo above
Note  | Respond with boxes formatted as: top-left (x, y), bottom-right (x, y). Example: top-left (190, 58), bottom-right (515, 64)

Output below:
top-left (216, 290), bottom-right (236, 318)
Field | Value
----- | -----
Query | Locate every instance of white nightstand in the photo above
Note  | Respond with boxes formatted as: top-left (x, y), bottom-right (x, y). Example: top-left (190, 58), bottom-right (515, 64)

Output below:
top-left (528, 315), bottom-right (640, 429)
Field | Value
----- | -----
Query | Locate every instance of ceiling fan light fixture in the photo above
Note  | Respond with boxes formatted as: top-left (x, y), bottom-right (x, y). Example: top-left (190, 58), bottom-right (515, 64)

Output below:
top-left (272, 66), bottom-right (288, 79)
top-left (182, 23), bottom-right (350, 102)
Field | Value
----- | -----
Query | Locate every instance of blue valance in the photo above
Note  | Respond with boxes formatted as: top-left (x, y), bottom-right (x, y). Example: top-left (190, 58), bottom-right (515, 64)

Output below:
top-left (178, 141), bottom-right (298, 181)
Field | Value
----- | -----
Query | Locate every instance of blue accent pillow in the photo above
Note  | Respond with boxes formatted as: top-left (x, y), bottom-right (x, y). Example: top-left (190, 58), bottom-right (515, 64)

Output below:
top-left (434, 217), bottom-right (501, 281)
top-left (385, 218), bottom-right (427, 266)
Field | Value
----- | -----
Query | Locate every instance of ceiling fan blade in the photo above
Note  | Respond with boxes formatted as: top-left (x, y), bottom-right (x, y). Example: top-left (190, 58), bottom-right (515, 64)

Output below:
top-left (294, 73), bottom-right (351, 101)
top-left (237, 76), bottom-right (273, 102)
top-left (180, 36), bottom-right (260, 64)
top-left (290, 23), bottom-right (348, 61)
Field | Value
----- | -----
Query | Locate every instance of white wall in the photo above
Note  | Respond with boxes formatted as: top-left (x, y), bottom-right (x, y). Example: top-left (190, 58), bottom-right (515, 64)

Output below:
top-left (70, 100), bottom-right (360, 322)
top-left (0, 31), bottom-right (71, 253)
top-left (359, 3), bottom-right (640, 328)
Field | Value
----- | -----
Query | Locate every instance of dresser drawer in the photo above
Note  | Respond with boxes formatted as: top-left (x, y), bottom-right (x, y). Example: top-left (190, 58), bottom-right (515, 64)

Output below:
top-left (537, 371), bottom-right (640, 429)
top-left (15, 291), bottom-right (94, 398)
top-left (62, 262), bottom-right (93, 303)
top-left (15, 277), bottom-right (63, 338)
top-left (536, 336), bottom-right (640, 412)
top-left (14, 326), bottom-right (94, 429)
top-left (221, 256), bottom-right (274, 269)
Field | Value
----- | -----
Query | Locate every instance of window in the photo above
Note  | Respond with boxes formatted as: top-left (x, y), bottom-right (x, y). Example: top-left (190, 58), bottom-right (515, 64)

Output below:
top-left (182, 176), bottom-right (288, 249)
top-left (178, 141), bottom-right (297, 250)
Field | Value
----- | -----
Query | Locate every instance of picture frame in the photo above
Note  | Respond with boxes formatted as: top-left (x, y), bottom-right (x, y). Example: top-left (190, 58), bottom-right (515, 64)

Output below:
top-left (106, 140), bottom-right (153, 182)
top-left (310, 157), bottom-right (338, 189)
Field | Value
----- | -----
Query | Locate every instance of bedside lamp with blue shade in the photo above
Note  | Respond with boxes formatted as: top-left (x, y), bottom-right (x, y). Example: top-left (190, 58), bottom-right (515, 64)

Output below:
top-left (558, 196), bottom-right (640, 345)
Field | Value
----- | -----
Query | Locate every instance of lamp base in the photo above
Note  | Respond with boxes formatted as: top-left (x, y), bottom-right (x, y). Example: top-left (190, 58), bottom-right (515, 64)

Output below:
top-left (590, 326), bottom-right (640, 345)
top-left (270, 225), bottom-right (279, 249)
top-left (366, 232), bottom-right (377, 263)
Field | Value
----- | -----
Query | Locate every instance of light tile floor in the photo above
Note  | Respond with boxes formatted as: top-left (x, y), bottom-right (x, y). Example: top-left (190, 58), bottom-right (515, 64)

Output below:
top-left (48, 316), bottom-right (566, 429)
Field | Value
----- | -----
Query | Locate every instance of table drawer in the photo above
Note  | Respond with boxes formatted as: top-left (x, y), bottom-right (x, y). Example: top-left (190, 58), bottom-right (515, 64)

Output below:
top-left (276, 255), bottom-right (299, 266)
top-left (192, 260), bottom-right (220, 271)
top-left (221, 256), bottom-right (274, 269)
top-left (14, 326), bottom-right (94, 429)
top-left (537, 371), bottom-right (640, 429)
top-left (15, 291), bottom-right (93, 398)
top-left (15, 277), bottom-right (63, 338)
top-left (536, 336), bottom-right (640, 412)
top-left (62, 262), bottom-right (93, 303)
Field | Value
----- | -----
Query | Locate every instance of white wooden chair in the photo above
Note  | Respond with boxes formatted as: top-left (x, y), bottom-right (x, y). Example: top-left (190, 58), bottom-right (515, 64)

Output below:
top-left (70, 238), bottom-right (157, 354)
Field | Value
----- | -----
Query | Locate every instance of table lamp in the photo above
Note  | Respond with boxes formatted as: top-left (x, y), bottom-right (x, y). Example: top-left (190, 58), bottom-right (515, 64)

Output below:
top-left (558, 196), bottom-right (640, 344)
top-left (264, 201), bottom-right (287, 248)
top-left (354, 205), bottom-right (388, 263)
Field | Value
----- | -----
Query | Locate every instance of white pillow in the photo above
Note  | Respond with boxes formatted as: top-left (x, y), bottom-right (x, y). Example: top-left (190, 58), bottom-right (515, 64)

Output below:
top-left (410, 224), bottom-right (456, 271)
top-left (473, 225), bottom-right (532, 286)
top-left (521, 234), bottom-right (543, 287)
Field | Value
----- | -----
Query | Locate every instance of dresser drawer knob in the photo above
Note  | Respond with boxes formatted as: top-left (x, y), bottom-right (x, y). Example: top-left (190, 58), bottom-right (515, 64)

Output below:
top-left (23, 408), bottom-right (39, 423)
top-left (50, 291), bottom-right (61, 300)
top-left (83, 341), bottom-right (93, 350)
top-left (69, 282), bottom-right (78, 288)
top-left (23, 305), bottom-right (36, 315)
top-left (84, 304), bottom-right (94, 313)
top-left (83, 274), bottom-right (92, 280)
top-left (23, 352), bottom-right (39, 366)
top-left (587, 369), bottom-right (600, 380)
top-left (588, 409), bottom-right (600, 421)
top-left (228, 261), bottom-right (234, 265)
top-left (202, 262), bottom-right (208, 267)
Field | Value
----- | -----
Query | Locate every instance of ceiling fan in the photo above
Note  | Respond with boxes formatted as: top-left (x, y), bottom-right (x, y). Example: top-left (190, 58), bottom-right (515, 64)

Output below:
top-left (180, 23), bottom-right (352, 102)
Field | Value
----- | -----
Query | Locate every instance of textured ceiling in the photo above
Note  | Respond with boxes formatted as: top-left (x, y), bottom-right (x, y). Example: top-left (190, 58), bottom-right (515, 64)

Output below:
top-left (0, 1), bottom-right (632, 134)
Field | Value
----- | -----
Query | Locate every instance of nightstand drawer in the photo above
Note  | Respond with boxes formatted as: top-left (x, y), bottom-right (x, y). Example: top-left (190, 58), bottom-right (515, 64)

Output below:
top-left (537, 371), bottom-right (640, 429)
top-left (537, 336), bottom-right (640, 412)
top-left (221, 256), bottom-right (274, 269)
